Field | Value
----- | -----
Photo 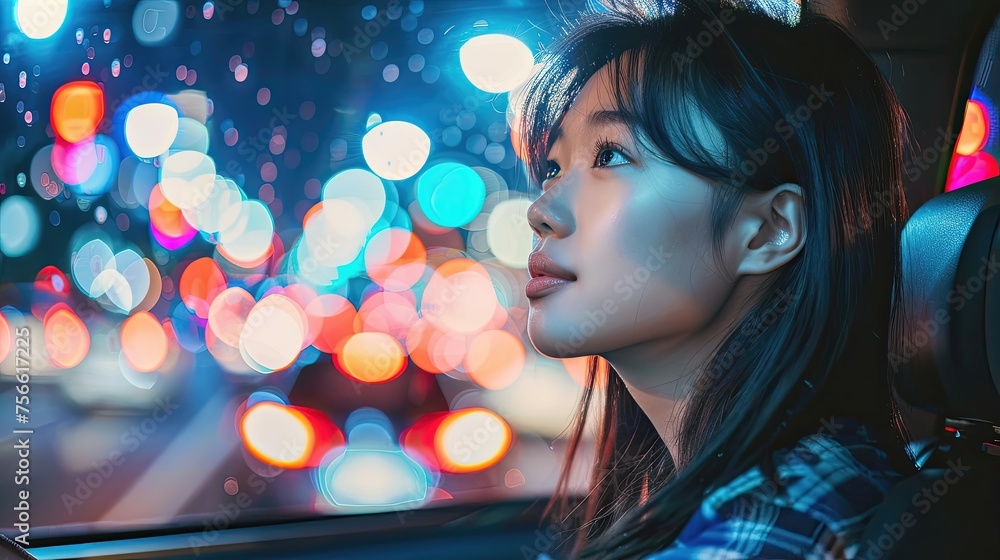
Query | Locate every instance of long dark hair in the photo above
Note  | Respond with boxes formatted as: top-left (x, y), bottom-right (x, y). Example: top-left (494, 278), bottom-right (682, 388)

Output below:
top-left (519, 1), bottom-right (918, 558)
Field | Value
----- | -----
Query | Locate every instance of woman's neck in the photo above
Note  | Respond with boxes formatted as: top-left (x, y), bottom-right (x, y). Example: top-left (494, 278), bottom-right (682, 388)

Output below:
top-left (602, 273), bottom-right (773, 462)
top-left (603, 334), bottom-right (710, 461)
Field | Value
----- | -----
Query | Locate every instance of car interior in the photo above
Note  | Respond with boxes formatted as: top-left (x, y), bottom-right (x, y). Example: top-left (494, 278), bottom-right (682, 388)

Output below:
top-left (1, 0), bottom-right (999, 559)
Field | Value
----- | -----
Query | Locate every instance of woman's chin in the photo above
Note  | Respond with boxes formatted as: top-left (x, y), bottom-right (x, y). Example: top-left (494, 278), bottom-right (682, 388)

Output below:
top-left (526, 321), bottom-right (587, 360)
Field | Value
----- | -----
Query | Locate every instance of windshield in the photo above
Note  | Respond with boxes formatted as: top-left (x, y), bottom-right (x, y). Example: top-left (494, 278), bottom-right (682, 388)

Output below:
top-left (0, 0), bottom-right (598, 544)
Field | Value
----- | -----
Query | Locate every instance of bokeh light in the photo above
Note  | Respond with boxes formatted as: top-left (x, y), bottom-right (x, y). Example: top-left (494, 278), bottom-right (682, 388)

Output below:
top-left (132, 0), bottom-right (181, 46)
top-left (320, 168), bottom-right (387, 228)
top-left (562, 355), bottom-right (606, 389)
top-left (91, 249), bottom-right (152, 314)
top-left (121, 311), bottom-right (169, 373)
top-left (181, 176), bottom-right (245, 235)
top-left (416, 163), bottom-right (486, 228)
top-left (356, 291), bottom-right (419, 342)
top-left (486, 198), bottom-right (533, 267)
top-left (317, 447), bottom-right (430, 508)
top-left (179, 257), bottom-right (227, 319)
top-left (30, 145), bottom-right (65, 200)
top-left (149, 183), bottom-right (198, 250)
top-left (364, 228), bottom-right (427, 291)
top-left (362, 121), bottom-right (431, 181)
top-left (160, 150), bottom-right (215, 209)
top-left (336, 331), bottom-right (407, 383)
top-left (125, 103), bottom-right (181, 158)
top-left (71, 238), bottom-right (115, 297)
top-left (51, 137), bottom-right (99, 186)
top-left (239, 400), bottom-right (345, 469)
top-left (51, 81), bottom-right (104, 144)
top-left (16, 0), bottom-right (69, 39)
top-left (316, 408), bottom-right (430, 509)
top-left (435, 408), bottom-right (512, 473)
top-left (239, 294), bottom-right (306, 373)
top-left (459, 34), bottom-right (534, 93)
top-left (305, 295), bottom-right (357, 354)
top-left (0, 312), bottom-right (11, 364)
top-left (43, 304), bottom-right (91, 369)
top-left (946, 92), bottom-right (1000, 191)
top-left (420, 258), bottom-right (498, 334)
top-left (301, 198), bottom-right (368, 272)
top-left (956, 99), bottom-right (990, 156)
top-left (946, 151), bottom-right (1000, 192)
top-left (217, 200), bottom-right (275, 267)
top-left (172, 117), bottom-right (210, 153)
top-left (85, 137), bottom-right (121, 196)
top-left (464, 329), bottom-right (524, 390)
top-left (0, 196), bottom-right (41, 258)
top-left (207, 286), bottom-right (255, 348)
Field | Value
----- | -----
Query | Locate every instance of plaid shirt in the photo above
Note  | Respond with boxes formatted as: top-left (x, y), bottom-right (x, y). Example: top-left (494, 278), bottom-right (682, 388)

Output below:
top-left (643, 418), bottom-right (902, 559)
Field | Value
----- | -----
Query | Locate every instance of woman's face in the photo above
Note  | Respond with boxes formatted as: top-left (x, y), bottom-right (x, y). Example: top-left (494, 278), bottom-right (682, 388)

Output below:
top-left (524, 64), bottom-right (750, 363)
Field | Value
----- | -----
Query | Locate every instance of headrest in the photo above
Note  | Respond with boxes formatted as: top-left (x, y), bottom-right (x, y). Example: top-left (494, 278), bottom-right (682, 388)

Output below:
top-left (896, 178), bottom-right (1000, 423)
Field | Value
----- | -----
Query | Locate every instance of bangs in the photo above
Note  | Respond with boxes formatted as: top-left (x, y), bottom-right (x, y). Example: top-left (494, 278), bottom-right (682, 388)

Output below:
top-left (518, 3), bottom-right (801, 191)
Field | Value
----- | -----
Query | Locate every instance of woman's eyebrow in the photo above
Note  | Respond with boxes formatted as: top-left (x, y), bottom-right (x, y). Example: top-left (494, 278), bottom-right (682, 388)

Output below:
top-left (587, 109), bottom-right (629, 129)
top-left (546, 109), bottom-right (631, 155)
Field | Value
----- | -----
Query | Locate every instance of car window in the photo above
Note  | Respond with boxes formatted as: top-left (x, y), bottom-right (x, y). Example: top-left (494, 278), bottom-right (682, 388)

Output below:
top-left (0, 0), bottom-right (607, 543)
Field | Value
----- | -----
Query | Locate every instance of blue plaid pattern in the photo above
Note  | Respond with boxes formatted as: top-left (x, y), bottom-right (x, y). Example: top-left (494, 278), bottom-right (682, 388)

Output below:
top-left (643, 418), bottom-right (902, 559)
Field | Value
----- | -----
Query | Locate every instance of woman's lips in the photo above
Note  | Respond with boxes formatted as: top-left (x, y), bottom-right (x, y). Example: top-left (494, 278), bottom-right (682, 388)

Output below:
top-left (525, 276), bottom-right (574, 298)
top-left (526, 251), bottom-right (576, 298)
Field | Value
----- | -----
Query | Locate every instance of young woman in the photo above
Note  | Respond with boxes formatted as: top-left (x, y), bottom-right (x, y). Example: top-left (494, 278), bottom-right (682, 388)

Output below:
top-left (521, 1), bottom-right (917, 558)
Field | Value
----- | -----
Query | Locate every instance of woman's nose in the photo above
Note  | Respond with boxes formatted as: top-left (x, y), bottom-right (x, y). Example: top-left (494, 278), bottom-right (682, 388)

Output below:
top-left (527, 188), bottom-right (574, 240)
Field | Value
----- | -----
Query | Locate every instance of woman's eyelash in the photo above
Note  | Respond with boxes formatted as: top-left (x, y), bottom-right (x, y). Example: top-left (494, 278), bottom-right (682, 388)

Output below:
top-left (543, 138), bottom-right (631, 182)
top-left (591, 137), bottom-right (632, 166)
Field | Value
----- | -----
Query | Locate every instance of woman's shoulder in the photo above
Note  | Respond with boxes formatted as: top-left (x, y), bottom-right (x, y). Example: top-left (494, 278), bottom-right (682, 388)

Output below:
top-left (761, 417), bottom-right (901, 515)
top-left (669, 417), bottom-right (901, 559)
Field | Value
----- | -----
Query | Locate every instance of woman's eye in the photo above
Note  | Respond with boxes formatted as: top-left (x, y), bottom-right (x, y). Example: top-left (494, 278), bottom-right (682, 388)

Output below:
top-left (595, 146), bottom-right (630, 168)
top-left (545, 160), bottom-right (561, 181)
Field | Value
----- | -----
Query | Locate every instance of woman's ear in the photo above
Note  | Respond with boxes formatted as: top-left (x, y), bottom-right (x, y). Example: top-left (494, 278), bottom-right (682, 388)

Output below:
top-left (734, 183), bottom-right (806, 276)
